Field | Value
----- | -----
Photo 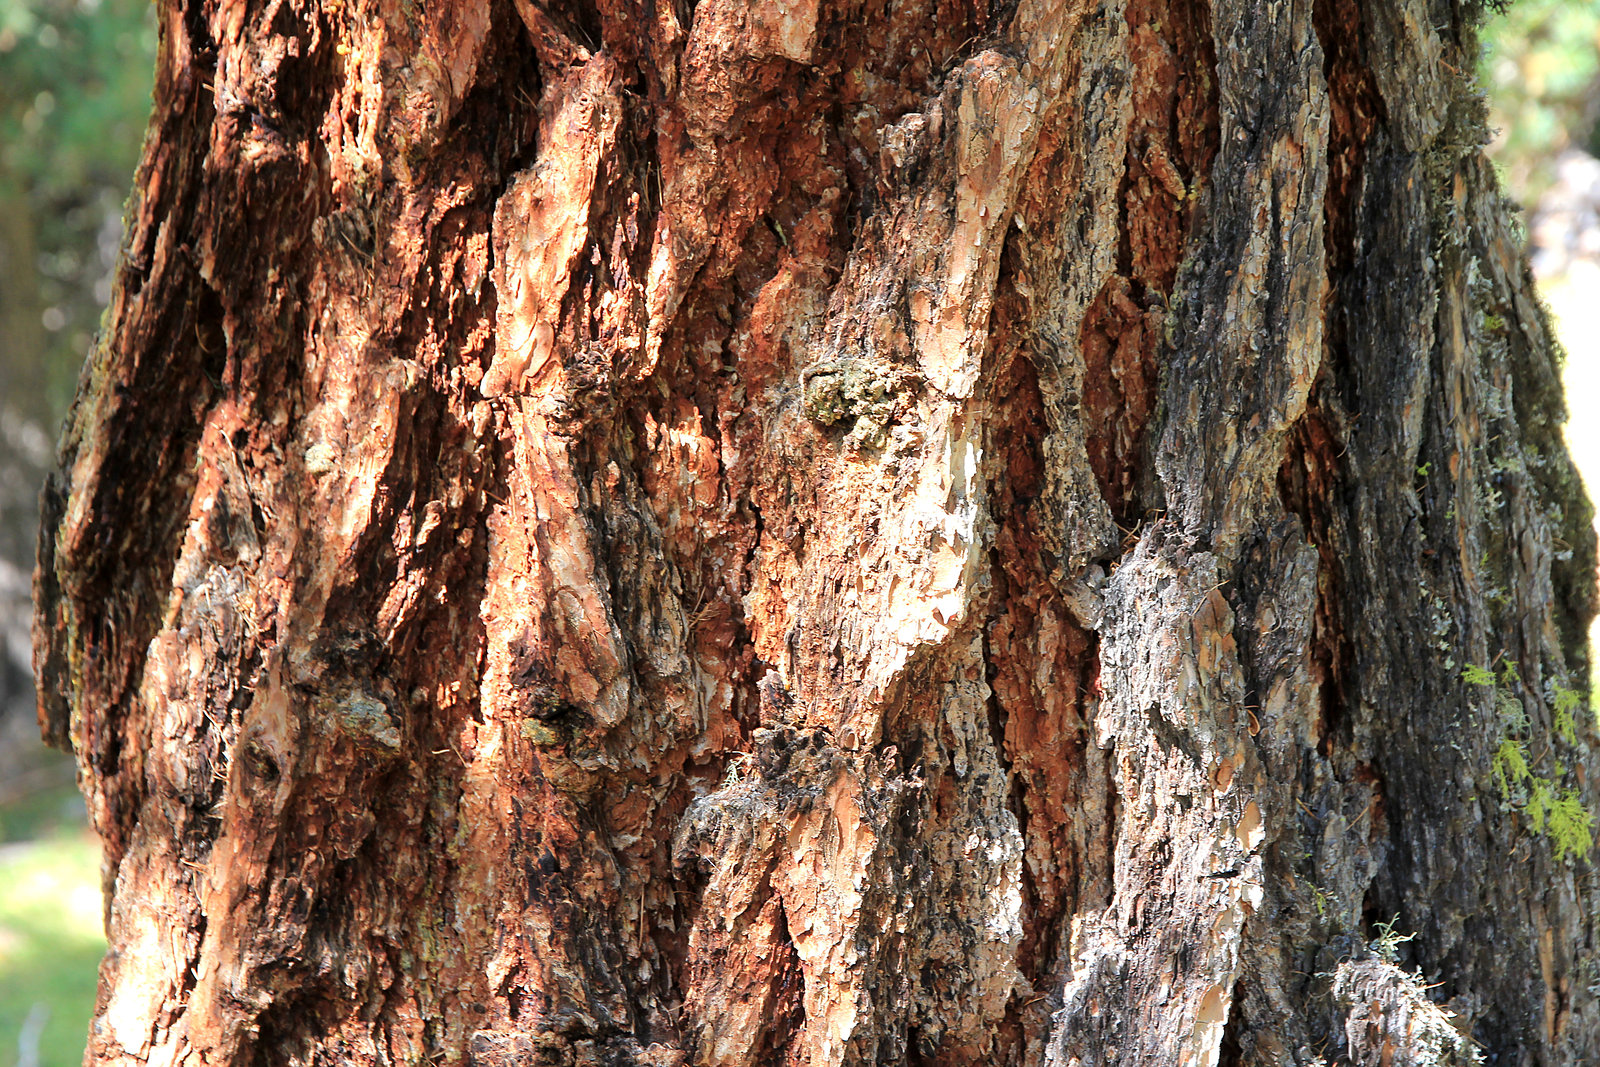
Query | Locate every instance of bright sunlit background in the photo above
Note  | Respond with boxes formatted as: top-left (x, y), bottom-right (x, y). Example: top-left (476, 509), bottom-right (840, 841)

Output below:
top-left (1, 3), bottom-right (1599, 1064)
top-left (1483, 0), bottom-right (1600, 655)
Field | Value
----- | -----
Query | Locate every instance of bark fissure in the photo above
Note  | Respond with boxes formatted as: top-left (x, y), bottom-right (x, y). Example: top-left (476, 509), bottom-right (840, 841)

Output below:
top-left (1276, 407), bottom-right (1351, 746)
top-left (1079, 0), bottom-right (1218, 528)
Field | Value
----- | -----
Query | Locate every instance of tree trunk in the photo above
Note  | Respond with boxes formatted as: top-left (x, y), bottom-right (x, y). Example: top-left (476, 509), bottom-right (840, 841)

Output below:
top-left (33, 0), bottom-right (1600, 1063)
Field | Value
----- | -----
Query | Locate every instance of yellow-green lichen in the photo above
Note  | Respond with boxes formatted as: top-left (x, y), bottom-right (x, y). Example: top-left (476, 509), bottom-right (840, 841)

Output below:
top-left (521, 719), bottom-right (561, 746)
top-left (801, 356), bottom-right (909, 450)
top-left (1466, 662), bottom-right (1595, 861)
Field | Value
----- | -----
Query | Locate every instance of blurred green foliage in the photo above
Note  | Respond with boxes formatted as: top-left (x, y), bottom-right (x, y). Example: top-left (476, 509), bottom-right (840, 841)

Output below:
top-left (1481, 0), bottom-right (1600, 209)
top-left (0, 0), bottom-right (154, 420)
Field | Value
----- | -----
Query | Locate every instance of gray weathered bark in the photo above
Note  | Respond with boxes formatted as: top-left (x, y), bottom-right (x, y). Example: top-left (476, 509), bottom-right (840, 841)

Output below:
top-left (33, 0), bottom-right (1600, 1064)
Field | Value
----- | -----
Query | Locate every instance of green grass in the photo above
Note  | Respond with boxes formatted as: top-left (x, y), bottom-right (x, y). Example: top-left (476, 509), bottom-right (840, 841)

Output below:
top-left (0, 823), bottom-right (104, 1067)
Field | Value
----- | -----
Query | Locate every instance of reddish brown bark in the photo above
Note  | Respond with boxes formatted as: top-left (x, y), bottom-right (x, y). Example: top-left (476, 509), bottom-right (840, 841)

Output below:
top-left (34, 0), bottom-right (1600, 1064)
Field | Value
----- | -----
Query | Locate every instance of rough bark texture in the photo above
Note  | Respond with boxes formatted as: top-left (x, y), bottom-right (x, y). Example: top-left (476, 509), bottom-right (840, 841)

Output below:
top-left (33, 0), bottom-right (1600, 1064)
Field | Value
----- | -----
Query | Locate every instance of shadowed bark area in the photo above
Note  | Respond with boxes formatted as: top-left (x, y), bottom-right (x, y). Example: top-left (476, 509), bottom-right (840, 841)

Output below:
top-left (32, 0), bottom-right (1600, 1064)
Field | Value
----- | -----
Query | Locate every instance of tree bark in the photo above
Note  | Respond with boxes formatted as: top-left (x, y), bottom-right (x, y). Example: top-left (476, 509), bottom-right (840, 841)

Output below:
top-left (32, 0), bottom-right (1600, 1064)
